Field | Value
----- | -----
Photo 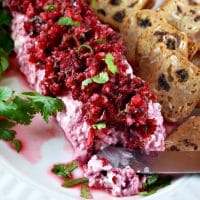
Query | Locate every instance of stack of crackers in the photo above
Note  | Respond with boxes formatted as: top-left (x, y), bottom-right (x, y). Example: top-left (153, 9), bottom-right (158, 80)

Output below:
top-left (93, 0), bottom-right (200, 151)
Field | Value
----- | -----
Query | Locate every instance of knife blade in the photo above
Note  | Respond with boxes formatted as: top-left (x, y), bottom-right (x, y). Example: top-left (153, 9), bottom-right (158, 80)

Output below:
top-left (97, 146), bottom-right (200, 174)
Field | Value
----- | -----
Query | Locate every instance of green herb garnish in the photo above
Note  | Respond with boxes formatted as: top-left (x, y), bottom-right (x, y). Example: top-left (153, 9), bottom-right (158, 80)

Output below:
top-left (0, 48), bottom-right (9, 74)
top-left (92, 72), bottom-right (109, 84)
top-left (78, 44), bottom-right (93, 54)
top-left (44, 4), bottom-right (56, 11)
top-left (58, 17), bottom-right (80, 26)
top-left (0, 9), bottom-right (12, 26)
top-left (0, 87), bottom-right (64, 152)
top-left (105, 53), bottom-right (118, 74)
top-left (82, 78), bottom-right (93, 87)
top-left (92, 122), bottom-right (106, 130)
top-left (62, 177), bottom-right (88, 187)
top-left (90, 0), bottom-right (98, 9)
top-left (22, 92), bottom-right (64, 123)
top-left (11, 139), bottom-right (22, 152)
top-left (52, 161), bottom-right (78, 178)
top-left (52, 160), bottom-right (92, 199)
top-left (0, 3), bottom-right (13, 75)
top-left (140, 175), bottom-right (172, 196)
top-left (95, 38), bottom-right (107, 44)
top-left (82, 72), bottom-right (109, 87)
top-left (0, 121), bottom-right (16, 141)
top-left (81, 182), bottom-right (92, 199)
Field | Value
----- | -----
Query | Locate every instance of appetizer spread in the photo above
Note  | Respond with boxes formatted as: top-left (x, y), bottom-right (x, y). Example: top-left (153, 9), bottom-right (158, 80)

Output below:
top-left (3, 0), bottom-right (166, 197)
top-left (0, 0), bottom-right (199, 198)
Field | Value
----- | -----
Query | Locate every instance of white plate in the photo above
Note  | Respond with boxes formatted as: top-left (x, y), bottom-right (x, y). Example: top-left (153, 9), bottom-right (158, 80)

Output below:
top-left (1, 0), bottom-right (200, 199)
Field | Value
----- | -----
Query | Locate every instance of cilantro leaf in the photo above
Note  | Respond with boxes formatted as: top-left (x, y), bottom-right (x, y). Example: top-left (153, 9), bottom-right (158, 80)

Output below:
top-left (0, 9), bottom-right (12, 26)
top-left (0, 28), bottom-right (13, 54)
top-left (22, 92), bottom-right (64, 123)
top-left (78, 44), bottom-right (93, 54)
top-left (0, 119), bottom-right (15, 129)
top-left (92, 122), bottom-right (106, 130)
top-left (95, 39), bottom-right (106, 44)
top-left (11, 96), bottom-right (36, 125)
top-left (62, 177), bottom-right (88, 187)
top-left (11, 139), bottom-right (22, 152)
top-left (52, 161), bottom-right (78, 178)
top-left (58, 17), bottom-right (80, 26)
top-left (0, 128), bottom-right (16, 141)
top-left (82, 78), bottom-right (93, 87)
top-left (92, 72), bottom-right (109, 84)
top-left (0, 87), bottom-right (13, 101)
top-left (44, 4), bottom-right (56, 11)
top-left (0, 48), bottom-right (9, 75)
top-left (90, 0), bottom-right (98, 9)
top-left (0, 101), bottom-right (18, 121)
top-left (81, 182), bottom-right (92, 199)
top-left (82, 72), bottom-right (109, 87)
top-left (142, 174), bottom-right (158, 189)
top-left (140, 175), bottom-right (172, 196)
top-left (105, 53), bottom-right (118, 74)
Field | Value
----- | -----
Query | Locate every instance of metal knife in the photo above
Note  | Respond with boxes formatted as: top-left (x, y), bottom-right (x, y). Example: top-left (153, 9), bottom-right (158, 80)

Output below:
top-left (97, 146), bottom-right (200, 174)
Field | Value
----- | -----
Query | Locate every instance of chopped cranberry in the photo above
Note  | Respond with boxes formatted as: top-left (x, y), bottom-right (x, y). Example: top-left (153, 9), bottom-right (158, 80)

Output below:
top-left (101, 157), bottom-right (109, 166)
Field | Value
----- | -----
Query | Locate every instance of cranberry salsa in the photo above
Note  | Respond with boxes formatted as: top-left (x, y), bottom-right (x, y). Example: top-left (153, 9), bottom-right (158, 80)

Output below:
top-left (6, 0), bottom-right (157, 149)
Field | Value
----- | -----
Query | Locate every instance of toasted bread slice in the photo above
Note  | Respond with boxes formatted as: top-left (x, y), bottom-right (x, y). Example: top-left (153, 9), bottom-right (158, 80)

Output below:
top-left (135, 10), bottom-right (193, 58)
top-left (188, 39), bottom-right (199, 60)
top-left (191, 51), bottom-right (200, 68)
top-left (136, 11), bottom-right (189, 55)
top-left (159, 0), bottom-right (200, 50)
top-left (93, 0), bottom-right (154, 30)
top-left (136, 42), bottom-right (200, 122)
top-left (165, 116), bottom-right (200, 151)
top-left (118, 9), bottom-right (192, 63)
top-left (192, 51), bottom-right (200, 107)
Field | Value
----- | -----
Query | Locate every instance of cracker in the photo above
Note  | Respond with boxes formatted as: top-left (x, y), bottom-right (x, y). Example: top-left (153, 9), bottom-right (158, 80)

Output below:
top-left (136, 42), bottom-right (200, 122)
top-left (165, 116), bottom-right (200, 151)
top-left (160, 0), bottom-right (200, 50)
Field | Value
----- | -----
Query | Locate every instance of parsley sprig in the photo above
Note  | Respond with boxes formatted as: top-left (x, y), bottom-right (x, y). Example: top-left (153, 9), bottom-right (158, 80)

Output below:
top-left (0, 87), bottom-right (64, 152)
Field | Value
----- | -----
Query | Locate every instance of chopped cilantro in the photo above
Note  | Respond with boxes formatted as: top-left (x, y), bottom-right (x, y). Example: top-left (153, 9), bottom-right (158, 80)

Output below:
top-left (52, 160), bottom-right (92, 199)
top-left (82, 72), bottom-right (109, 87)
top-left (90, 0), bottom-right (98, 9)
top-left (140, 175), bottom-right (172, 196)
top-left (92, 72), bottom-right (109, 84)
top-left (11, 139), bottom-right (22, 152)
top-left (81, 182), bottom-right (92, 199)
top-left (0, 27), bottom-right (13, 54)
top-left (0, 128), bottom-right (16, 141)
top-left (44, 4), bottom-right (56, 11)
top-left (92, 122), bottom-right (106, 130)
top-left (0, 9), bottom-right (12, 26)
top-left (0, 49), bottom-right (9, 75)
top-left (105, 53), bottom-right (118, 74)
top-left (82, 78), bottom-right (93, 87)
top-left (52, 161), bottom-right (78, 178)
top-left (95, 39), bottom-right (107, 44)
top-left (62, 177), bottom-right (88, 187)
top-left (78, 44), bottom-right (93, 54)
top-left (58, 17), bottom-right (80, 26)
